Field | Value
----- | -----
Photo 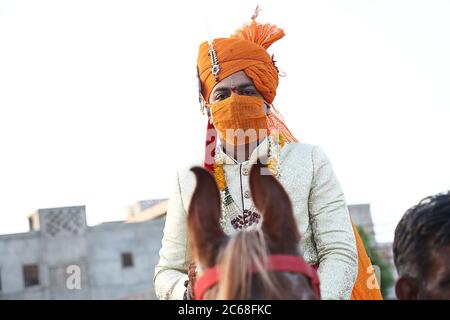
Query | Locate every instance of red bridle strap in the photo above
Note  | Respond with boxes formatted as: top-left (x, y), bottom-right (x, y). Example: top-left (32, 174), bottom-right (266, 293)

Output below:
top-left (193, 254), bottom-right (321, 300)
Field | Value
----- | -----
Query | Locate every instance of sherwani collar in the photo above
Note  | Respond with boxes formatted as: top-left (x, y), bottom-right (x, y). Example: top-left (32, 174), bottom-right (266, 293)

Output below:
top-left (218, 137), bottom-right (269, 165)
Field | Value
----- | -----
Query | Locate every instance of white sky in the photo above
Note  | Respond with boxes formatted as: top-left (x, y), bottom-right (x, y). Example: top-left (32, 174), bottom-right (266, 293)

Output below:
top-left (0, 0), bottom-right (449, 242)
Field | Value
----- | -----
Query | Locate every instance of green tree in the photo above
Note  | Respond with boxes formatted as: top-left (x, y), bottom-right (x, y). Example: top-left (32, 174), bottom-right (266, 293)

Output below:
top-left (356, 226), bottom-right (394, 298)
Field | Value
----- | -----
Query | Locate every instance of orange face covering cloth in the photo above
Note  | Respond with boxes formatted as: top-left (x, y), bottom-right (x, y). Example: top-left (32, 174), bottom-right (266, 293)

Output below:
top-left (210, 93), bottom-right (268, 146)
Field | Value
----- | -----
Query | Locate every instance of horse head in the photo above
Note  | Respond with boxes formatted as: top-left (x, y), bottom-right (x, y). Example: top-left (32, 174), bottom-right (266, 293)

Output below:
top-left (187, 163), bottom-right (319, 300)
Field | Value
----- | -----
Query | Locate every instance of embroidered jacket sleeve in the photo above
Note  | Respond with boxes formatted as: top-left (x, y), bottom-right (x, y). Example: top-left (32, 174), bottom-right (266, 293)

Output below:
top-left (308, 145), bottom-right (358, 299)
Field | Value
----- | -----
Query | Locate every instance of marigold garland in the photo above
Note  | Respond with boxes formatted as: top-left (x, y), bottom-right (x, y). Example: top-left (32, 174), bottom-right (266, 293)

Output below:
top-left (212, 133), bottom-right (283, 192)
top-left (213, 163), bottom-right (226, 191)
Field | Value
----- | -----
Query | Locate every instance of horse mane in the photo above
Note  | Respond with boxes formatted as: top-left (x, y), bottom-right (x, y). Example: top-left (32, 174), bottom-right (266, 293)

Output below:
top-left (203, 228), bottom-right (282, 300)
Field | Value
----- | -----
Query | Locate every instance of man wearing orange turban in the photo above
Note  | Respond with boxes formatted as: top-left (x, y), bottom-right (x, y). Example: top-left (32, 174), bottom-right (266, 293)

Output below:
top-left (154, 8), bottom-right (383, 300)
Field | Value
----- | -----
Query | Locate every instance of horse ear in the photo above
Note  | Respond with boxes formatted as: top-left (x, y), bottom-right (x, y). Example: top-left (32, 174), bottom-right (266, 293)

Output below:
top-left (188, 166), bottom-right (227, 267)
top-left (249, 162), bottom-right (300, 253)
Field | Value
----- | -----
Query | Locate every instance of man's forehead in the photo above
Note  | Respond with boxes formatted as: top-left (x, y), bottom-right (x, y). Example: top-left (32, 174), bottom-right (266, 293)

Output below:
top-left (213, 82), bottom-right (255, 92)
top-left (212, 71), bottom-right (255, 92)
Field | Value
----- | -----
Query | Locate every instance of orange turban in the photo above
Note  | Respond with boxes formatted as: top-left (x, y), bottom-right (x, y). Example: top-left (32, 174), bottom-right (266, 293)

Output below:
top-left (197, 17), bottom-right (285, 104)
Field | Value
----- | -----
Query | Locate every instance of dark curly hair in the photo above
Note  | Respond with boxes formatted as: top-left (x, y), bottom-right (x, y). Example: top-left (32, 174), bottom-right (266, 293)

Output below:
top-left (393, 191), bottom-right (450, 278)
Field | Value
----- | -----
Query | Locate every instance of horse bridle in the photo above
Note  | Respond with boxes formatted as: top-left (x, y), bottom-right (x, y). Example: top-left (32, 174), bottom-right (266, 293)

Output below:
top-left (194, 254), bottom-right (321, 300)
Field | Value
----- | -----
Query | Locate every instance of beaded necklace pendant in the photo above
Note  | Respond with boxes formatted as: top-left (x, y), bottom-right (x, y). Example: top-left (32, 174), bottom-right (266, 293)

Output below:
top-left (214, 133), bottom-right (283, 232)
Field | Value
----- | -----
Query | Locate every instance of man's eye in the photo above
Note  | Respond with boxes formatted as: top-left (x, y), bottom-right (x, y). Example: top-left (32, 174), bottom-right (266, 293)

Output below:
top-left (216, 93), bottom-right (228, 101)
top-left (242, 90), bottom-right (256, 96)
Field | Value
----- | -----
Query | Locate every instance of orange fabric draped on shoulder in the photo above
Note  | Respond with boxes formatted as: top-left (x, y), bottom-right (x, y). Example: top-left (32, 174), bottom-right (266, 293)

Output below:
top-left (351, 224), bottom-right (384, 300)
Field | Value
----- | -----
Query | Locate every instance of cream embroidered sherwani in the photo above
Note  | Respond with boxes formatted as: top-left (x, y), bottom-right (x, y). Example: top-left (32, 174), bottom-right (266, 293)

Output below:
top-left (154, 138), bottom-right (358, 300)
